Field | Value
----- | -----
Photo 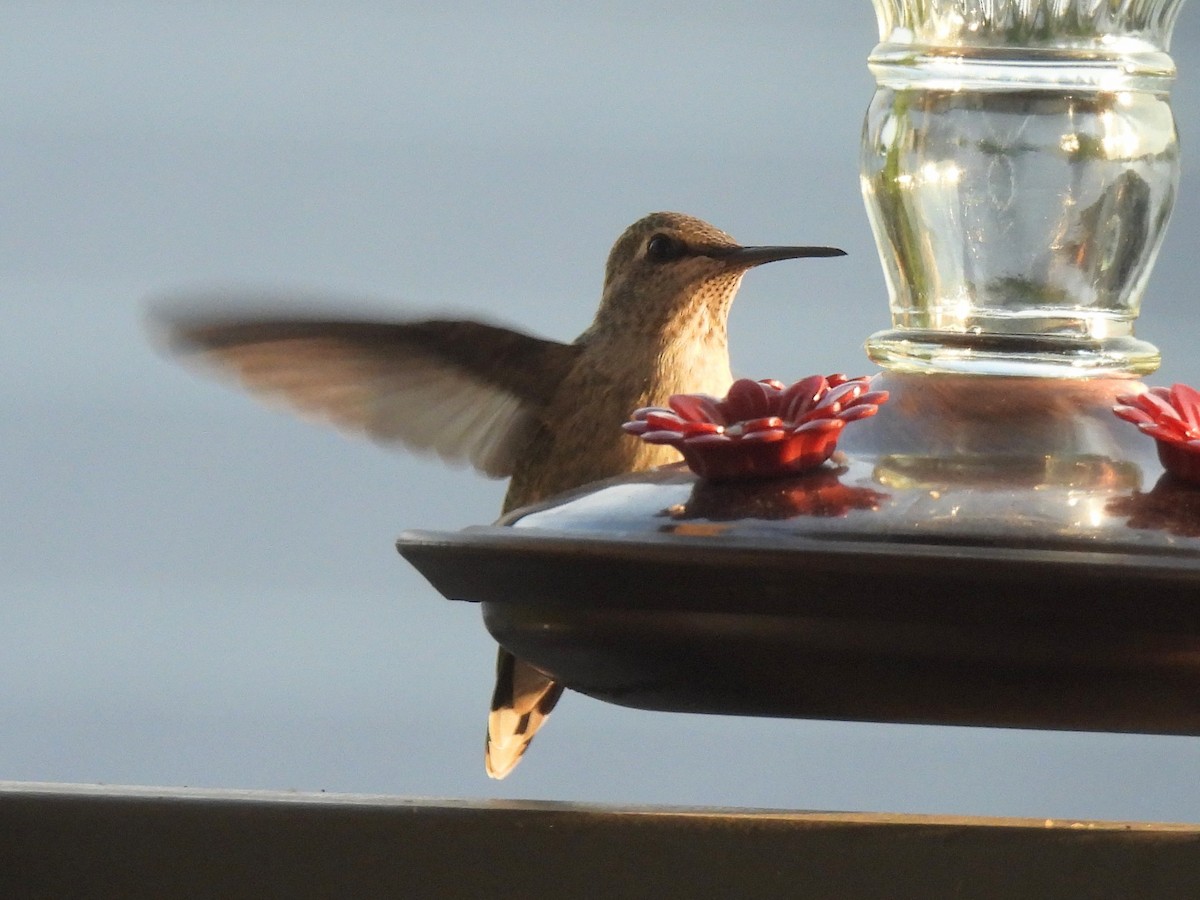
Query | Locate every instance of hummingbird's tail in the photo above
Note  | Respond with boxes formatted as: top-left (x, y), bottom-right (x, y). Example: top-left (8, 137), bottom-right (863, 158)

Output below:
top-left (485, 649), bottom-right (564, 779)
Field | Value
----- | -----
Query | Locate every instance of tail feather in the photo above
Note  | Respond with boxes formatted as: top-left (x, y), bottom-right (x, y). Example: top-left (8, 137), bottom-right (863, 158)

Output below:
top-left (485, 650), bottom-right (564, 779)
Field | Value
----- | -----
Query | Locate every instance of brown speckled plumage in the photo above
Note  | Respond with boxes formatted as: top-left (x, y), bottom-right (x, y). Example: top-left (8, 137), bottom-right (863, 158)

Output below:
top-left (502, 215), bottom-right (746, 512)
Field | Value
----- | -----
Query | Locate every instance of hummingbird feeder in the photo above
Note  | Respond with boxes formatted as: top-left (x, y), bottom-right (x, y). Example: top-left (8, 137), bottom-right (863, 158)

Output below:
top-left (399, 0), bottom-right (1200, 740)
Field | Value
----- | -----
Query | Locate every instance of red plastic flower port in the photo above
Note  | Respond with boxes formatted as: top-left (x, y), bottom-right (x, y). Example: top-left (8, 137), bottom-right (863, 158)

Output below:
top-left (1114, 384), bottom-right (1200, 485)
top-left (623, 375), bottom-right (888, 481)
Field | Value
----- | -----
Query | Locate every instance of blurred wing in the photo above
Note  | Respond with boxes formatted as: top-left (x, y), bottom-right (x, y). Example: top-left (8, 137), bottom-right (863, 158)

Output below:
top-left (154, 316), bottom-right (582, 478)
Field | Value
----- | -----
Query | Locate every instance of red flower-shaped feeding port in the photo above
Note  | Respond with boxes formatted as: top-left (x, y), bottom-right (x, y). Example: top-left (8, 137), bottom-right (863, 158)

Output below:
top-left (1114, 384), bottom-right (1200, 485)
top-left (623, 375), bottom-right (888, 481)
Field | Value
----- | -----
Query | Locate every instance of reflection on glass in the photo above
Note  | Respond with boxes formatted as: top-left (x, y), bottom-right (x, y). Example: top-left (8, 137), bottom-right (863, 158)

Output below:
top-left (863, 91), bottom-right (1174, 334)
top-left (874, 453), bottom-right (1141, 492)
top-left (871, 452), bottom-right (1144, 539)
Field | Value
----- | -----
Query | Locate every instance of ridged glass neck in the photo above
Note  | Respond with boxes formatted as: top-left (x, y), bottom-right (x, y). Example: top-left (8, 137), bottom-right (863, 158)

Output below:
top-left (871, 0), bottom-right (1185, 51)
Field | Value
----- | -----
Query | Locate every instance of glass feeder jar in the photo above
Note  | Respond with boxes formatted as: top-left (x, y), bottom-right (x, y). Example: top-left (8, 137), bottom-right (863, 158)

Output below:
top-left (861, 0), bottom-right (1184, 377)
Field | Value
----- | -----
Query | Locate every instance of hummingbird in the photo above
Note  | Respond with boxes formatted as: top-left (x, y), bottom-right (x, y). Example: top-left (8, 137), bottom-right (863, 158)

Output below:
top-left (155, 211), bottom-right (845, 778)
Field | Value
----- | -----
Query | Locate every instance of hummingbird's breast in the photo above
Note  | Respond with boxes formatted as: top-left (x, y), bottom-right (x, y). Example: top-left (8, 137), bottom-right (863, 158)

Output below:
top-left (502, 326), bottom-right (732, 513)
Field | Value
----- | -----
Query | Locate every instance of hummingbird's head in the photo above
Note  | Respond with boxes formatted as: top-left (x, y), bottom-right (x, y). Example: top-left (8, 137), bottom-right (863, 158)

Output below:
top-left (595, 212), bottom-right (844, 335)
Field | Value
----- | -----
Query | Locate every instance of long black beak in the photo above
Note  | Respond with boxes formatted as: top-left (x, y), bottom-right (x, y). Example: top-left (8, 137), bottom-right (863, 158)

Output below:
top-left (710, 244), bottom-right (846, 266)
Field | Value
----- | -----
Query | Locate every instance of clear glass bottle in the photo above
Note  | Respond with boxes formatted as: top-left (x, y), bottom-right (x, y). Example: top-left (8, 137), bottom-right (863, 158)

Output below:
top-left (861, 0), bottom-right (1186, 376)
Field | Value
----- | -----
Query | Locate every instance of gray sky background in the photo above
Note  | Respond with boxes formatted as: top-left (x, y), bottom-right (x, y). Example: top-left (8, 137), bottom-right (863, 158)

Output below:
top-left (4, 1), bottom-right (1200, 820)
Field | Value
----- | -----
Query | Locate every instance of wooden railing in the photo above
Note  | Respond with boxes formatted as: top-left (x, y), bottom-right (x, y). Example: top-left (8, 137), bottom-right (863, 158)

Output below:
top-left (3, 781), bottom-right (1198, 898)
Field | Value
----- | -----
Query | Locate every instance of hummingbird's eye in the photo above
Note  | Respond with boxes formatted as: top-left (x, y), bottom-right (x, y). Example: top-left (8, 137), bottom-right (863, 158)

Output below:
top-left (645, 234), bottom-right (686, 263)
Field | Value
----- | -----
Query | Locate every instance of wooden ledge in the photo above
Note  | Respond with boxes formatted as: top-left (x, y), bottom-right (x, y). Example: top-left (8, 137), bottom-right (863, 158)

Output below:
top-left (2, 782), bottom-right (1198, 898)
